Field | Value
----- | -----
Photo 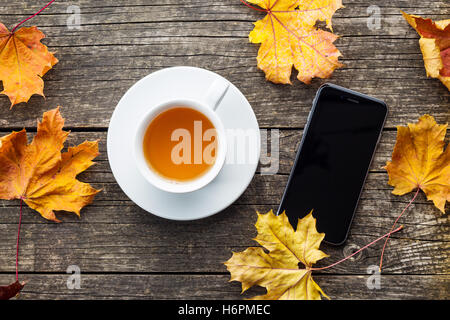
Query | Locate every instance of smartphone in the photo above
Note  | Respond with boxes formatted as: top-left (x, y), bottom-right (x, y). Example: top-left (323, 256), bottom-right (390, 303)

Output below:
top-left (278, 83), bottom-right (387, 245)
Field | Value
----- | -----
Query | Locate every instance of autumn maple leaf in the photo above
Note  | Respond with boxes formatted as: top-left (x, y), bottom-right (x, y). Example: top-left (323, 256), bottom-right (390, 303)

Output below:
top-left (0, 107), bottom-right (100, 222)
top-left (0, 24), bottom-right (58, 108)
top-left (243, 0), bottom-right (344, 84)
top-left (402, 12), bottom-right (450, 91)
top-left (225, 210), bottom-right (329, 300)
top-left (385, 115), bottom-right (449, 213)
top-left (0, 281), bottom-right (26, 300)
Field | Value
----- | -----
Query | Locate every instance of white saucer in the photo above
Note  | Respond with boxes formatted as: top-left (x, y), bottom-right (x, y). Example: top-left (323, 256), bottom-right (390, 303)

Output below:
top-left (107, 67), bottom-right (261, 220)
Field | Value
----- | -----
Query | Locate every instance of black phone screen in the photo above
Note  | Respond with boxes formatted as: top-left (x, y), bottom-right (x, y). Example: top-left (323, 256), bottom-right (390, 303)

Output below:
top-left (278, 85), bottom-right (387, 245)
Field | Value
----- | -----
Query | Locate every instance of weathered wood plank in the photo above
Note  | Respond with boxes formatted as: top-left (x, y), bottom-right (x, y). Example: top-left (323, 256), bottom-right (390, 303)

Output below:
top-left (0, 1), bottom-right (448, 128)
top-left (0, 129), bottom-right (442, 176)
top-left (1, 274), bottom-right (447, 300)
top-left (0, 196), bottom-right (447, 275)
top-left (0, 0), bottom-right (448, 19)
top-left (0, 163), bottom-right (435, 210)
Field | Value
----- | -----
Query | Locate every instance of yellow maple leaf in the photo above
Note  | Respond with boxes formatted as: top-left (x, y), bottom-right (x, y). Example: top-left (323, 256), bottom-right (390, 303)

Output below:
top-left (385, 115), bottom-right (449, 213)
top-left (402, 11), bottom-right (450, 91)
top-left (225, 210), bottom-right (329, 300)
top-left (0, 24), bottom-right (58, 108)
top-left (245, 0), bottom-right (344, 84)
top-left (0, 107), bottom-right (100, 222)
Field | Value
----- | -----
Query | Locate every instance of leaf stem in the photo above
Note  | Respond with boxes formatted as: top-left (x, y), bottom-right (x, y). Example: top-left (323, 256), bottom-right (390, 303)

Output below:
top-left (309, 225), bottom-right (404, 271)
top-left (239, 0), bottom-right (268, 13)
top-left (11, 0), bottom-right (56, 33)
top-left (379, 188), bottom-right (420, 271)
top-left (15, 198), bottom-right (23, 282)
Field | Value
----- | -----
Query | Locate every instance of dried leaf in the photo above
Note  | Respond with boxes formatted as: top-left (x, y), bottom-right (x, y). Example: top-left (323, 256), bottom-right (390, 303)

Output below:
top-left (246, 0), bottom-right (344, 84)
top-left (0, 107), bottom-right (100, 222)
top-left (402, 11), bottom-right (450, 90)
top-left (0, 24), bottom-right (58, 108)
top-left (225, 210), bottom-right (329, 300)
top-left (385, 115), bottom-right (449, 213)
top-left (0, 281), bottom-right (25, 300)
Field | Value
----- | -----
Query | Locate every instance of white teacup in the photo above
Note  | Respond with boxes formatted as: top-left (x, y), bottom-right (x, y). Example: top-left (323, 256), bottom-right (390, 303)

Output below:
top-left (134, 78), bottom-right (229, 193)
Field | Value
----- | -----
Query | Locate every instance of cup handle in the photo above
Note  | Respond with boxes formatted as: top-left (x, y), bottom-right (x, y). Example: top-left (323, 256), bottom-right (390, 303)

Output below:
top-left (202, 78), bottom-right (230, 111)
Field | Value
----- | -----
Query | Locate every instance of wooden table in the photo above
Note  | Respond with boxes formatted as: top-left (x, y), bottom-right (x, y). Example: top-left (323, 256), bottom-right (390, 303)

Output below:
top-left (0, 0), bottom-right (448, 300)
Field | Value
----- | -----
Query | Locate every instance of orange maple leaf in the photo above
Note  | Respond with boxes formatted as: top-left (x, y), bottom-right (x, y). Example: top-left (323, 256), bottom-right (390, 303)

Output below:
top-left (0, 24), bottom-right (58, 108)
top-left (0, 107), bottom-right (100, 222)
top-left (385, 115), bottom-right (449, 213)
top-left (244, 0), bottom-right (344, 84)
top-left (402, 11), bottom-right (450, 91)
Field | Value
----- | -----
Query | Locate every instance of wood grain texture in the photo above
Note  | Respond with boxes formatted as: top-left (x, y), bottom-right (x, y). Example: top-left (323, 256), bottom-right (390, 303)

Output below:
top-left (0, 0), bottom-right (448, 128)
top-left (0, 0), bottom-right (448, 300)
top-left (0, 274), bottom-right (448, 300)
top-left (0, 129), bottom-right (439, 174)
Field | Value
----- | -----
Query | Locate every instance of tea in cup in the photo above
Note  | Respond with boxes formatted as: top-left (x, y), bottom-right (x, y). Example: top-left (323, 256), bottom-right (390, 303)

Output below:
top-left (134, 79), bottom-right (229, 193)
